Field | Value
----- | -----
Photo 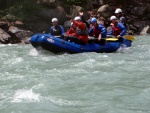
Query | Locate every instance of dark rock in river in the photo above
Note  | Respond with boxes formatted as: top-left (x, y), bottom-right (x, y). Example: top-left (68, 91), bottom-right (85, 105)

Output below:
top-left (8, 26), bottom-right (33, 44)
top-left (0, 28), bottom-right (11, 44)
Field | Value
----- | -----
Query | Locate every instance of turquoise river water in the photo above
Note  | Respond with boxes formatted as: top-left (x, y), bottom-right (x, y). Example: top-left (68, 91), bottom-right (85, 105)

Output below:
top-left (0, 35), bottom-right (150, 113)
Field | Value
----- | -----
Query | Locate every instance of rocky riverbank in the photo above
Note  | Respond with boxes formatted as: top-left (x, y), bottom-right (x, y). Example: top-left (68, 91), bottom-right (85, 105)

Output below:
top-left (0, 1), bottom-right (150, 44)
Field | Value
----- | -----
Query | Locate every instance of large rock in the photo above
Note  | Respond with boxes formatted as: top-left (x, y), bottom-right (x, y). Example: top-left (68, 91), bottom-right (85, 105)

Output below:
top-left (8, 26), bottom-right (33, 44)
top-left (0, 21), bottom-right (9, 30)
top-left (128, 25), bottom-right (138, 33)
top-left (64, 20), bottom-right (71, 30)
top-left (146, 13), bottom-right (150, 19)
top-left (38, 6), bottom-right (66, 24)
top-left (25, 20), bottom-right (50, 33)
top-left (70, 5), bottom-right (83, 18)
top-left (15, 30), bottom-right (33, 41)
top-left (146, 4), bottom-right (150, 14)
top-left (147, 27), bottom-right (150, 33)
top-left (0, 28), bottom-right (11, 44)
top-left (131, 7), bottom-right (146, 18)
top-left (132, 21), bottom-right (149, 34)
top-left (37, 0), bottom-right (57, 8)
top-left (97, 4), bottom-right (115, 19)
top-left (8, 26), bottom-right (21, 33)
top-left (97, 4), bottom-right (109, 13)
top-left (140, 25), bottom-right (150, 35)
top-left (87, 0), bottom-right (104, 9)
top-left (133, 21), bottom-right (146, 29)
top-left (127, 15), bottom-right (140, 24)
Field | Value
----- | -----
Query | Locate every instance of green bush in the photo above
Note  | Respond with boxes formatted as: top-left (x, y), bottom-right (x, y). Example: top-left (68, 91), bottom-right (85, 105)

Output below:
top-left (0, 0), bottom-right (40, 21)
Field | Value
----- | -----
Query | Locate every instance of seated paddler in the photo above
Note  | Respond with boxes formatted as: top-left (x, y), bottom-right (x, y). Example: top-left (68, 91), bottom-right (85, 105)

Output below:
top-left (107, 16), bottom-right (126, 39)
top-left (64, 16), bottom-right (88, 45)
top-left (50, 18), bottom-right (65, 38)
top-left (88, 17), bottom-right (107, 44)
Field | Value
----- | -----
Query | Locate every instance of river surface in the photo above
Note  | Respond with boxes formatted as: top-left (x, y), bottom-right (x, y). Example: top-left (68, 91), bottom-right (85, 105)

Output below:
top-left (0, 35), bottom-right (150, 113)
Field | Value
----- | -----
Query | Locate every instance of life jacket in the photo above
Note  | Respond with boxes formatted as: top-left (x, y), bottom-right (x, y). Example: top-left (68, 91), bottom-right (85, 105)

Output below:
top-left (66, 28), bottom-right (76, 36)
top-left (76, 23), bottom-right (88, 35)
top-left (92, 24), bottom-right (101, 37)
top-left (112, 23), bottom-right (122, 36)
top-left (51, 25), bottom-right (61, 36)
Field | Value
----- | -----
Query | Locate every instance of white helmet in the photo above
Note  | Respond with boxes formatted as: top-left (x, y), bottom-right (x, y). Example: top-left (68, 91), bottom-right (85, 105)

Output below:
top-left (110, 16), bottom-right (117, 21)
top-left (52, 18), bottom-right (58, 22)
top-left (74, 16), bottom-right (81, 21)
top-left (115, 8), bottom-right (122, 14)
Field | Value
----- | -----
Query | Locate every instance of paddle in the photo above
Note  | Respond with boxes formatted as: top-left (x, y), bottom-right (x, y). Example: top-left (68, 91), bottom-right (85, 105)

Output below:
top-left (106, 35), bottom-right (135, 41)
top-left (89, 36), bottom-right (118, 42)
top-left (105, 38), bottom-right (118, 41)
top-left (123, 35), bottom-right (135, 41)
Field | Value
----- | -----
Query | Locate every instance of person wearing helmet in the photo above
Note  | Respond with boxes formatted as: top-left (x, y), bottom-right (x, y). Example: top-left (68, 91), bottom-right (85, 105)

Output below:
top-left (89, 17), bottom-right (107, 43)
top-left (107, 15), bottom-right (126, 38)
top-left (64, 22), bottom-right (76, 37)
top-left (114, 8), bottom-right (126, 28)
top-left (78, 11), bottom-right (90, 29)
top-left (64, 16), bottom-right (88, 44)
top-left (50, 18), bottom-right (65, 38)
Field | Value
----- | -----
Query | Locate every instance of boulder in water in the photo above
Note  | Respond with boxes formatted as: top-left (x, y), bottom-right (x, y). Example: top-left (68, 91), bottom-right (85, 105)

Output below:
top-left (0, 28), bottom-right (11, 44)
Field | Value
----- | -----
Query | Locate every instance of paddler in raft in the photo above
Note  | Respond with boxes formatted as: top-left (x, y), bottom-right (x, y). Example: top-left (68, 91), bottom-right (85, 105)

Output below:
top-left (50, 18), bottom-right (65, 38)
top-left (107, 15), bottom-right (127, 41)
top-left (114, 8), bottom-right (127, 28)
top-left (64, 16), bottom-right (88, 45)
top-left (88, 17), bottom-right (107, 44)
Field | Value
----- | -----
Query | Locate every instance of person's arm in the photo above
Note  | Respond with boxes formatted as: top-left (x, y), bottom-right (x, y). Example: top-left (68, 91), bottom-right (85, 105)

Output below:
top-left (79, 11), bottom-right (90, 28)
top-left (50, 26), bottom-right (53, 35)
top-left (98, 34), bottom-right (102, 41)
top-left (88, 26), bottom-right (94, 35)
top-left (107, 25), bottom-right (113, 36)
top-left (118, 23), bottom-right (126, 36)
top-left (60, 25), bottom-right (65, 36)
top-left (98, 25), bottom-right (107, 38)
top-left (81, 16), bottom-right (90, 28)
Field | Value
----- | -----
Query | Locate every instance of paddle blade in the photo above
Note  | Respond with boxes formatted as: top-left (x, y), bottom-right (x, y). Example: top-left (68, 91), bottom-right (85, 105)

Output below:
top-left (124, 35), bottom-right (135, 41)
top-left (106, 38), bottom-right (118, 41)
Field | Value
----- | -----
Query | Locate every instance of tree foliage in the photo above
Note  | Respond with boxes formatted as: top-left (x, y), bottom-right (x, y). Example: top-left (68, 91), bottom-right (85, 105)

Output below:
top-left (0, 0), bottom-right (40, 20)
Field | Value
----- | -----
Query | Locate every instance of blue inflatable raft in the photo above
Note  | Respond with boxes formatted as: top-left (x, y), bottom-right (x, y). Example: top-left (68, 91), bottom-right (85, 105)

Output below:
top-left (30, 34), bottom-right (133, 54)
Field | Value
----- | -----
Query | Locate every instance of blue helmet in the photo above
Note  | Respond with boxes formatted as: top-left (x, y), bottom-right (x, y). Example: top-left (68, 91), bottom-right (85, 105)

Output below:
top-left (90, 17), bottom-right (97, 24)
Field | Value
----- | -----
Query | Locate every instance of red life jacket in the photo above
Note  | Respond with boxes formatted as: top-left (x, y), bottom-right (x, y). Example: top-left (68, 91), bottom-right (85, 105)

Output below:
top-left (73, 21), bottom-right (88, 43)
top-left (66, 28), bottom-right (76, 36)
top-left (112, 23), bottom-right (122, 36)
top-left (92, 24), bottom-right (100, 37)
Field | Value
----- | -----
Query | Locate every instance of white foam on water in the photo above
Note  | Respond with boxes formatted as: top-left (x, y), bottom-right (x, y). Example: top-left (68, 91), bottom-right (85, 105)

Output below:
top-left (0, 44), bottom-right (6, 47)
top-left (12, 89), bottom-right (41, 103)
top-left (49, 97), bottom-right (79, 106)
top-left (29, 48), bottom-right (39, 56)
top-left (74, 59), bottom-right (96, 68)
top-left (117, 44), bottom-right (131, 53)
top-left (4, 57), bottom-right (24, 66)
top-left (11, 57), bottom-right (24, 65)
top-left (8, 44), bottom-right (13, 46)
